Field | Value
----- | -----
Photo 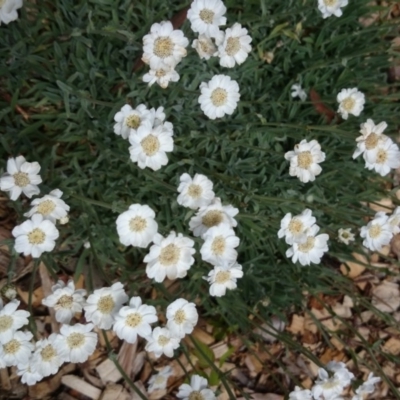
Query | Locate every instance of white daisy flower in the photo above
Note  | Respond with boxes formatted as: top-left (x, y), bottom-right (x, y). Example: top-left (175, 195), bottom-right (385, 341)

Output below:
top-left (142, 65), bottom-right (180, 89)
top-left (0, 300), bottom-right (30, 342)
top-left (150, 106), bottom-right (166, 127)
top-left (337, 88), bottom-right (365, 120)
top-left (0, 0), bottom-right (23, 25)
top-left (353, 119), bottom-right (389, 160)
top-left (24, 189), bottom-right (70, 223)
top-left (113, 296), bottom-right (157, 344)
top-left (318, 0), bottom-right (348, 19)
top-left (312, 367), bottom-right (348, 400)
top-left (32, 334), bottom-right (64, 377)
top-left (277, 209), bottom-right (316, 245)
top-left (364, 138), bottom-right (400, 177)
top-left (0, 330), bottom-right (34, 367)
top-left (199, 74), bottom-right (240, 119)
top-left (187, 0), bottom-right (226, 38)
top-left (217, 23), bottom-right (252, 68)
top-left (289, 386), bottom-right (312, 400)
top-left (354, 372), bottom-right (381, 399)
top-left (12, 214), bottom-right (59, 258)
top-left (145, 326), bottom-right (180, 358)
top-left (291, 84), bottom-right (307, 101)
top-left (325, 361), bottom-right (354, 384)
top-left (116, 204), bottom-right (158, 248)
top-left (42, 279), bottom-right (87, 324)
top-left (200, 225), bottom-right (240, 265)
top-left (166, 298), bottom-right (198, 339)
top-left (142, 21), bottom-right (189, 69)
top-left (17, 361), bottom-right (43, 386)
top-left (177, 173), bottom-right (215, 210)
top-left (286, 225), bottom-right (329, 266)
top-left (129, 119), bottom-right (174, 171)
top-left (144, 231), bottom-right (195, 283)
top-left (113, 104), bottom-right (153, 139)
top-left (389, 207), bottom-right (400, 235)
top-left (84, 282), bottom-right (128, 330)
top-left (192, 35), bottom-right (217, 60)
top-left (338, 228), bottom-right (355, 245)
top-left (189, 197), bottom-right (238, 237)
top-left (204, 262), bottom-right (243, 297)
top-left (57, 323), bottom-right (98, 363)
top-left (177, 374), bottom-right (216, 400)
top-left (284, 139), bottom-right (326, 183)
top-left (360, 211), bottom-right (393, 252)
top-left (0, 156), bottom-right (42, 200)
top-left (148, 366), bottom-right (173, 393)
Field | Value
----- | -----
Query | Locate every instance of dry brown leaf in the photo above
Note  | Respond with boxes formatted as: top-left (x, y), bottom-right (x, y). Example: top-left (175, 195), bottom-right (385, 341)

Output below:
top-left (96, 359), bottom-right (123, 384)
top-left (340, 251), bottom-right (369, 278)
top-left (99, 384), bottom-right (130, 400)
top-left (372, 280), bottom-right (400, 312)
top-left (61, 375), bottom-right (102, 399)
top-left (382, 337), bottom-right (400, 355)
top-left (287, 314), bottom-right (305, 335)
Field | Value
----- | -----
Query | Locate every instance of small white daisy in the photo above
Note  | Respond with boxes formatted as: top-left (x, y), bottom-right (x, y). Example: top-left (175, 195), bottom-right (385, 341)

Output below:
top-left (148, 366), bottom-right (173, 393)
top-left (312, 367), bottom-right (348, 400)
top-left (337, 88), bottom-right (365, 120)
top-left (364, 138), bottom-right (400, 177)
top-left (129, 120), bottom-right (174, 171)
top-left (189, 197), bottom-right (238, 237)
top-left (142, 65), bottom-right (180, 89)
top-left (57, 323), bottom-right (98, 363)
top-left (338, 228), bottom-right (355, 245)
top-left (354, 373), bottom-right (381, 399)
top-left (325, 361), bottom-right (354, 386)
top-left (113, 296), bottom-right (157, 344)
top-left (0, 0), bottom-right (23, 25)
top-left (360, 211), bottom-right (393, 252)
top-left (289, 386), bottom-right (313, 400)
top-left (200, 225), bottom-right (240, 265)
top-left (142, 21), bottom-right (189, 69)
top-left (198, 74), bottom-right (240, 119)
top-left (166, 298), bottom-right (198, 339)
top-left (204, 262), bottom-right (243, 297)
top-left (17, 361), bottom-right (43, 386)
top-left (0, 156), bottom-right (42, 200)
top-left (0, 330), bottom-right (34, 367)
top-left (24, 189), bottom-right (70, 223)
top-left (12, 214), bottom-right (59, 258)
top-left (113, 104), bottom-right (153, 139)
top-left (277, 209), bottom-right (316, 245)
top-left (42, 279), bottom-right (87, 324)
top-left (32, 333), bottom-right (64, 377)
top-left (187, 0), bottom-right (226, 38)
top-left (284, 139), bottom-right (326, 183)
top-left (145, 326), bottom-right (180, 358)
top-left (217, 23), bottom-right (252, 68)
top-left (116, 204), bottom-right (158, 248)
top-left (318, 0), bottom-right (348, 19)
top-left (291, 84), bottom-right (307, 101)
top-left (286, 225), bottom-right (329, 266)
top-left (192, 35), bottom-right (217, 60)
top-left (0, 299), bottom-right (30, 342)
top-left (177, 173), bottom-right (215, 210)
top-left (389, 207), bottom-right (400, 234)
top-left (84, 282), bottom-right (128, 330)
top-left (144, 231), bottom-right (196, 282)
top-left (177, 374), bottom-right (216, 400)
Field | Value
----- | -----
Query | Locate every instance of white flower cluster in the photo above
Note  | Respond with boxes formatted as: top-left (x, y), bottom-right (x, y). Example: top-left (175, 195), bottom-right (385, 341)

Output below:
top-left (0, 0), bottom-right (23, 25)
top-left (113, 104), bottom-right (174, 171)
top-left (318, 0), bottom-right (349, 19)
top-left (0, 156), bottom-right (70, 258)
top-left (278, 209), bottom-right (329, 266)
top-left (289, 361), bottom-right (380, 400)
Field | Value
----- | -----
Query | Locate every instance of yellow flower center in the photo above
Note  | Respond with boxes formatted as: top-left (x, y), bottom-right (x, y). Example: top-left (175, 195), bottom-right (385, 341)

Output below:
top-left (141, 134), bottom-right (160, 156)
top-left (126, 114), bottom-right (141, 129)
top-left (288, 219), bottom-right (303, 234)
top-left (28, 228), bottom-right (46, 245)
top-left (369, 224), bottom-right (382, 239)
top-left (211, 236), bottom-right (226, 256)
top-left (159, 244), bottom-right (181, 266)
top-left (297, 151), bottom-right (313, 169)
top-left (97, 295), bottom-right (115, 314)
top-left (376, 148), bottom-right (388, 164)
top-left (156, 69), bottom-right (167, 78)
top-left (225, 37), bottom-right (241, 56)
top-left (365, 132), bottom-right (379, 150)
top-left (199, 9), bottom-right (214, 24)
top-left (199, 39), bottom-right (212, 53)
top-left (157, 335), bottom-right (170, 346)
top-left (187, 184), bottom-right (202, 199)
top-left (0, 316), bottom-right (13, 332)
top-left (173, 309), bottom-right (186, 324)
top-left (189, 392), bottom-right (205, 400)
top-left (125, 312), bottom-right (143, 328)
top-left (342, 97), bottom-right (355, 112)
top-left (202, 210), bottom-right (223, 228)
top-left (0, 0), bottom-right (6, 7)
top-left (129, 216), bottom-right (147, 232)
top-left (13, 172), bottom-right (30, 187)
top-left (153, 37), bottom-right (174, 59)
top-left (324, 0), bottom-right (337, 6)
top-left (37, 199), bottom-right (56, 216)
top-left (341, 232), bottom-right (350, 239)
top-left (298, 236), bottom-right (315, 253)
top-left (56, 294), bottom-right (73, 309)
top-left (210, 88), bottom-right (228, 107)
top-left (215, 270), bottom-right (231, 284)
top-left (154, 375), bottom-right (166, 385)
top-left (3, 339), bottom-right (21, 355)
top-left (66, 332), bottom-right (85, 349)
top-left (41, 344), bottom-right (57, 362)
